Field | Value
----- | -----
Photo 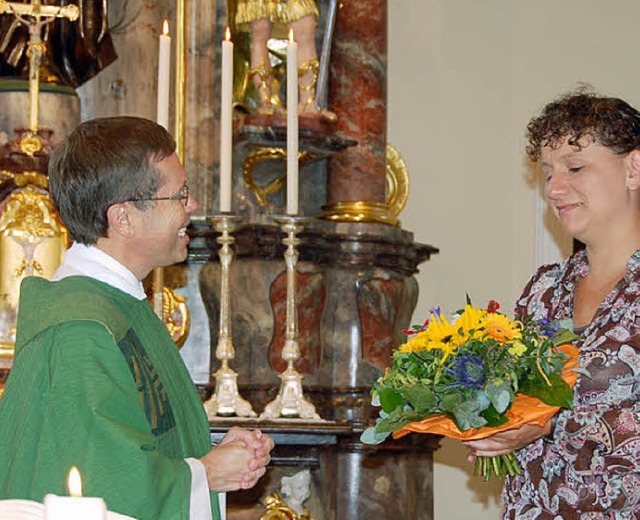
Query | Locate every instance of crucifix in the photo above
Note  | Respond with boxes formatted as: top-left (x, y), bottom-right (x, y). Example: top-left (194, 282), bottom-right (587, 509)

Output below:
top-left (0, 0), bottom-right (79, 155)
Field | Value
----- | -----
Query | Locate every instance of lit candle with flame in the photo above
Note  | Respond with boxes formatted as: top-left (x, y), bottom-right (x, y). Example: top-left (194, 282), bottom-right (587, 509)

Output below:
top-left (68, 466), bottom-right (82, 497)
top-left (219, 27), bottom-right (233, 213)
top-left (286, 29), bottom-right (299, 215)
top-left (157, 20), bottom-right (171, 129)
top-left (43, 466), bottom-right (107, 519)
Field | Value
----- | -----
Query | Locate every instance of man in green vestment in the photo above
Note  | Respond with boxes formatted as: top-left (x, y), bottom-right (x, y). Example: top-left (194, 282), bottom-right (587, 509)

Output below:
top-left (0, 117), bottom-right (274, 519)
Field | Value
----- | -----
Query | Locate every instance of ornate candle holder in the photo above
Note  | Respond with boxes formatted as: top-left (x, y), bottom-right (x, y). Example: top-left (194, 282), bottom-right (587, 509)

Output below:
top-left (261, 216), bottom-right (321, 420)
top-left (205, 214), bottom-right (256, 418)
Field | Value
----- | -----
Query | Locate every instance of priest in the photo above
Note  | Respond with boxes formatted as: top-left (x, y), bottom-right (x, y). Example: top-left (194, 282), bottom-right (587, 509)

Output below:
top-left (0, 116), bottom-right (273, 519)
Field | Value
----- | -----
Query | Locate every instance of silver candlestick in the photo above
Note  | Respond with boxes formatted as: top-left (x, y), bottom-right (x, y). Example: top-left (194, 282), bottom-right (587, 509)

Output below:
top-left (261, 216), bottom-right (321, 420)
top-left (205, 214), bottom-right (256, 418)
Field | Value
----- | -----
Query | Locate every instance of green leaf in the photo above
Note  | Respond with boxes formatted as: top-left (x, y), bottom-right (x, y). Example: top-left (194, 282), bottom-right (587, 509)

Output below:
top-left (450, 393), bottom-right (490, 431)
top-left (573, 367), bottom-right (591, 378)
top-left (486, 380), bottom-right (512, 413)
top-left (373, 408), bottom-right (426, 435)
top-left (360, 426), bottom-right (390, 445)
top-left (379, 387), bottom-right (404, 413)
top-left (376, 415), bottom-right (419, 434)
top-left (551, 327), bottom-right (580, 346)
top-left (440, 393), bottom-right (463, 414)
top-left (403, 384), bottom-right (436, 412)
top-left (481, 403), bottom-right (509, 427)
top-left (520, 372), bottom-right (573, 408)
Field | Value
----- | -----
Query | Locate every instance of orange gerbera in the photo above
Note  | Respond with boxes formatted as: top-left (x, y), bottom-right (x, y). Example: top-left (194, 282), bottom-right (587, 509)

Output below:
top-left (482, 313), bottom-right (522, 343)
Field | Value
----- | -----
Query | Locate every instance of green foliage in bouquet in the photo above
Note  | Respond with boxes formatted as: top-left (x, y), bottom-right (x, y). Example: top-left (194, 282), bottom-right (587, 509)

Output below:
top-left (361, 299), bottom-right (581, 480)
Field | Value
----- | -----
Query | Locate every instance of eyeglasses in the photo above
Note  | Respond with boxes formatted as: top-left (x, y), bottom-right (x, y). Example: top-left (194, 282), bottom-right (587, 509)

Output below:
top-left (125, 184), bottom-right (190, 207)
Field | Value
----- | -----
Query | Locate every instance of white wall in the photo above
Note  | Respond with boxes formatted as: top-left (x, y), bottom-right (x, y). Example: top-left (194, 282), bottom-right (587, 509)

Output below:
top-left (388, 1), bottom-right (640, 518)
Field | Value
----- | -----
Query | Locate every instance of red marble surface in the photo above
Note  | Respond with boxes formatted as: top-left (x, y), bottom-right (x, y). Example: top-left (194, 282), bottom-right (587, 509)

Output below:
top-left (268, 270), bottom-right (326, 374)
top-left (327, 0), bottom-right (387, 204)
top-left (357, 277), bottom-right (405, 370)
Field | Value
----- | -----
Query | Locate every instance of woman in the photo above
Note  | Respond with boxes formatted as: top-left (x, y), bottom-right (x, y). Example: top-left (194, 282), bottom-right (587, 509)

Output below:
top-left (465, 91), bottom-right (640, 518)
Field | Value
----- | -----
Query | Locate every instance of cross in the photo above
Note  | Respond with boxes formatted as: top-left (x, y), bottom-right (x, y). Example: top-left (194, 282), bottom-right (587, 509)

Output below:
top-left (0, 0), bottom-right (79, 154)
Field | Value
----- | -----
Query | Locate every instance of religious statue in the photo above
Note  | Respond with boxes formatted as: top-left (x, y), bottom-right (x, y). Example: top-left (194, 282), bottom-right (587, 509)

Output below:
top-left (261, 470), bottom-right (314, 520)
top-left (0, 0), bottom-right (116, 88)
top-left (230, 0), bottom-right (335, 121)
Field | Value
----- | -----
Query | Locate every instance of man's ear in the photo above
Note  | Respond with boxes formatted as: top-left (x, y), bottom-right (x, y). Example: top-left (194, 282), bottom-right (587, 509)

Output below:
top-left (626, 150), bottom-right (640, 191)
top-left (106, 203), bottom-right (134, 238)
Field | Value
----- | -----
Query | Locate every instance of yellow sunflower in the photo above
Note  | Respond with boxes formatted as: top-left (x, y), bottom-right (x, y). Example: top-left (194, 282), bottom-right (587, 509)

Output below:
top-left (399, 311), bottom-right (460, 361)
top-left (453, 304), bottom-right (487, 341)
top-left (399, 329), bottom-right (431, 353)
top-left (482, 313), bottom-right (522, 343)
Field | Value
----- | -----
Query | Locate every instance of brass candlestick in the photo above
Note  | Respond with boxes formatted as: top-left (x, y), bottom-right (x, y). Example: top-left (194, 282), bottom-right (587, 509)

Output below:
top-left (205, 214), bottom-right (256, 418)
top-left (261, 216), bottom-right (320, 420)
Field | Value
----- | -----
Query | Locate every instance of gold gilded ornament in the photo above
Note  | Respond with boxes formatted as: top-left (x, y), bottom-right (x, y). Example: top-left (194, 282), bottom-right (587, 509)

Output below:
top-left (18, 133), bottom-right (43, 157)
top-left (385, 143), bottom-right (409, 217)
top-left (161, 286), bottom-right (190, 348)
top-left (243, 147), bottom-right (312, 206)
top-left (0, 186), bottom-right (68, 303)
top-left (261, 494), bottom-right (313, 520)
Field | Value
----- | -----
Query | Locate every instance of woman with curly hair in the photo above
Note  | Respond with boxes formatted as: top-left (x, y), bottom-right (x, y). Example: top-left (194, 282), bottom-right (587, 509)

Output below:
top-left (465, 90), bottom-right (640, 518)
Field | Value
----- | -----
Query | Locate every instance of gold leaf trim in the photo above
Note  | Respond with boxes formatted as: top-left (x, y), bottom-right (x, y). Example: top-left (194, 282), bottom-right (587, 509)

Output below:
top-left (386, 143), bottom-right (409, 217)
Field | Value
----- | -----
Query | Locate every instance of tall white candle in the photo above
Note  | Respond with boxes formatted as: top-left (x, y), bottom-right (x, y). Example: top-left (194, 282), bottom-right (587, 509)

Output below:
top-left (286, 29), bottom-right (299, 215)
top-left (44, 467), bottom-right (106, 520)
top-left (219, 27), bottom-right (233, 213)
top-left (156, 20), bottom-right (171, 130)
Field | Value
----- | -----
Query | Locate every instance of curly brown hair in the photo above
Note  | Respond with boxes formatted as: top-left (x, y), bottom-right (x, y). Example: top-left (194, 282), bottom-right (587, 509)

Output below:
top-left (526, 89), bottom-right (640, 161)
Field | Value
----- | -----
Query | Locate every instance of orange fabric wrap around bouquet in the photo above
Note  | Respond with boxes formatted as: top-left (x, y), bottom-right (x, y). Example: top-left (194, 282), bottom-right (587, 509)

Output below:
top-left (393, 343), bottom-right (580, 441)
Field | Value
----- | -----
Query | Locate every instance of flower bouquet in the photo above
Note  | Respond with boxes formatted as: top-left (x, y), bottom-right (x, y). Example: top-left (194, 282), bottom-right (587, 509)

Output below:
top-left (360, 298), bottom-right (581, 480)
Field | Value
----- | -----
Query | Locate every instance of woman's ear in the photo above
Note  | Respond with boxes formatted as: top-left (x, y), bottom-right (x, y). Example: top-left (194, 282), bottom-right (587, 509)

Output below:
top-left (106, 203), bottom-right (134, 238)
top-left (626, 150), bottom-right (640, 191)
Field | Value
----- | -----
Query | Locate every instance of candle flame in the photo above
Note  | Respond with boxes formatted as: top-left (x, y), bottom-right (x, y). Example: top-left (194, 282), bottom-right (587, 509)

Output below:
top-left (162, 19), bottom-right (169, 36)
top-left (68, 466), bottom-right (82, 498)
top-left (288, 28), bottom-right (294, 43)
top-left (225, 27), bottom-right (231, 41)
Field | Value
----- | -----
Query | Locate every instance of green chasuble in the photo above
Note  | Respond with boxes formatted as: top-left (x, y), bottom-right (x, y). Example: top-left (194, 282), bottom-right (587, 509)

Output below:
top-left (0, 276), bottom-right (220, 520)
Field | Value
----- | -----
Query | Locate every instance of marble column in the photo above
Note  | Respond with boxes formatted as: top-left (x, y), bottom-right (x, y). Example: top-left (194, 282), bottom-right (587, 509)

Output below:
top-left (327, 0), bottom-right (387, 205)
top-left (183, 1), bottom-right (218, 216)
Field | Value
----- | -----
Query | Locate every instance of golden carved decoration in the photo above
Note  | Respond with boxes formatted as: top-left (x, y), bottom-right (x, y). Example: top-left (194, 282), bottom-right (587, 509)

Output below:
top-left (319, 201), bottom-right (399, 227)
top-left (0, 185), bottom-right (68, 356)
top-left (385, 143), bottom-right (409, 217)
top-left (18, 133), bottom-right (43, 157)
top-left (261, 494), bottom-right (313, 520)
top-left (0, 185), bottom-right (68, 297)
top-left (243, 148), bottom-right (312, 206)
top-left (318, 143), bottom-right (408, 226)
top-left (0, 340), bottom-right (14, 361)
top-left (1, 170), bottom-right (48, 190)
top-left (161, 286), bottom-right (190, 348)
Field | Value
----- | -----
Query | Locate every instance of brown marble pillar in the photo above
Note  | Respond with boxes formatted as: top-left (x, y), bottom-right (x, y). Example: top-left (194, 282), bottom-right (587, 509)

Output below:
top-left (327, 0), bottom-right (387, 206)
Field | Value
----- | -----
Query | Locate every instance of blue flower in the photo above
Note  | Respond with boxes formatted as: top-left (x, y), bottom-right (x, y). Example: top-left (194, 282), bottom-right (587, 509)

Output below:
top-left (430, 306), bottom-right (443, 318)
top-left (535, 317), bottom-right (560, 336)
top-left (446, 354), bottom-right (487, 390)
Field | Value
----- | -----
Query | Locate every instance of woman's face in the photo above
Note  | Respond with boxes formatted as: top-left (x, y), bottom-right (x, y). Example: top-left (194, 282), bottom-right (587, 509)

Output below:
top-left (541, 137), bottom-right (635, 244)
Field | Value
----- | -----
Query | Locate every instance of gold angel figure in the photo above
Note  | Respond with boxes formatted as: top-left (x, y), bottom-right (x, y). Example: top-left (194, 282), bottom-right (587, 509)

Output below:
top-left (229, 0), bottom-right (335, 121)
